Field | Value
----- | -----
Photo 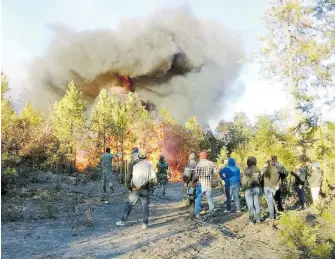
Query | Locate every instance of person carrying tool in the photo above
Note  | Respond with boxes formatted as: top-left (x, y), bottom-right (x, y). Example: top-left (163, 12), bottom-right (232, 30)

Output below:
top-left (183, 153), bottom-right (198, 218)
top-left (116, 150), bottom-right (157, 229)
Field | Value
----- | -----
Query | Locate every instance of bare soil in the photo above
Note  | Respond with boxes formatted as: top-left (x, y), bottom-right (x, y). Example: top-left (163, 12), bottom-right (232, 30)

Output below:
top-left (1, 176), bottom-right (290, 259)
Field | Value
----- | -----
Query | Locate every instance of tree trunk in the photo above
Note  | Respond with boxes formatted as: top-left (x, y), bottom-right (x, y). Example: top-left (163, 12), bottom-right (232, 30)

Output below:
top-left (103, 126), bottom-right (106, 152)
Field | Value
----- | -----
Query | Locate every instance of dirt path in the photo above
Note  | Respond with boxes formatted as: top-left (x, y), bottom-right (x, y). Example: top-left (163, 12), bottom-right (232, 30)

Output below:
top-left (1, 181), bottom-right (289, 259)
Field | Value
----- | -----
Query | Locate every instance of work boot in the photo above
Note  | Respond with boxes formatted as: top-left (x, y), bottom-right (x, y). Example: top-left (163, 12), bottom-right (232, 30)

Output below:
top-left (116, 220), bottom-right (126, 226)
top-left (141, 223), bottom-right (148, 230)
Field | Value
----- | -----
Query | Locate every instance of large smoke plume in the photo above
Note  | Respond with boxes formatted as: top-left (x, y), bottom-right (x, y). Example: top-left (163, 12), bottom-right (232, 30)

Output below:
top-left (27, 7), bottom-right (244, 123)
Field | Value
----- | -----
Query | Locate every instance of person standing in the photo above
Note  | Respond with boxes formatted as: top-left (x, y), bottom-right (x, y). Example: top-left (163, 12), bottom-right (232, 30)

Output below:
top-left (242, 156), bottom-right (262, 225)
top-left (156, 155), bottom-right (170, 197)
top-left (262, 160), bottom-right (280, 220)
top-left (127, 148), bottom-right (140, 191)
top-left (183, 153), bottom-right (198, 218)
top-left (308, 162), bottom-right (322, 207)
top-left (116, 150), bottom-right (157, 229)
top-left (219, 158), bottom-right (241, 213)
top-left (290, 165), bottom-right (307, 210)
top-left (100, 148), bottom-right (114, 193)
top-left (271, 155), bottom-right (288, 212)
top-left (194, 151), bottom-right (217, 218)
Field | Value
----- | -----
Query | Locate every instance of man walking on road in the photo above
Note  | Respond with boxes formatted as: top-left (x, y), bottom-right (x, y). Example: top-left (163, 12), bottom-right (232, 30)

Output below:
top-left (156, 155), bottom-right (170, 197)
top-left (100, 148), bottom-right (114, 193)
top-left (116, 150), bottom-right (157, 229)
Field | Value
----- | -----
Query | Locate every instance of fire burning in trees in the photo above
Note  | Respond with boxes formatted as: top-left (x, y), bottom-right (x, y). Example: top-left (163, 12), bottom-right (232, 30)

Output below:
top-left (33, 8), bottom-right (244, 176)
top-left (27, 8), bottom-right (244, 124)
top-left (75, 150), bottom-right (89, 172)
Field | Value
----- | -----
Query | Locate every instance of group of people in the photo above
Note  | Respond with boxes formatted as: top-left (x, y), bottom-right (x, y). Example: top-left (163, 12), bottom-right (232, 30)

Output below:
top-left (183, 153), bottom-right (324, 225)
top-left (218, 155), bottom-right (323, 225)
top-left (99, 147), bottom-right (323, 229)
top-left (99, 147), bottom-right (171, 229)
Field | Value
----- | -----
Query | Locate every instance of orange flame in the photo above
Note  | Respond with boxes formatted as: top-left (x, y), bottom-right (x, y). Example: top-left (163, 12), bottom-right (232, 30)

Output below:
top-left (120, 75), bottom-right (132, 92)
top-left (75, 151), bottom-right (89, 172)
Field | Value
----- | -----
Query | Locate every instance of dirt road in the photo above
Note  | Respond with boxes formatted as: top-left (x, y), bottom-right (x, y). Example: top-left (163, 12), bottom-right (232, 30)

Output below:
top-left (1, 180), bottom-right (289, 259)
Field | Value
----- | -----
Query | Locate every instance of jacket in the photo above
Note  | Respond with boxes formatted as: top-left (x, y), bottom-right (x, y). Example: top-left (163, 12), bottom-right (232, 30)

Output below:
top-left (156, 160), bottom-right (169, 175)
top-left (131, 159), bottom-right (157, 190)
top-left (308, 167), bottom-right (322, 187)
top-left (274, 161), bottom-right (287, 181)
top-left (100, 153), bottom-right (113, 174)
top-left (184, 159), bottom-right (197, 187)
top-left (243, 165), bottom-right (261, 189)
top-left (219, 158), bottom-right (240, 187)
top-left (126, 158), bottom-right (140, 189)
top-left (263, 165), bottom-right (280, 188)
top-left (290, 167), bottom-right (306, 186)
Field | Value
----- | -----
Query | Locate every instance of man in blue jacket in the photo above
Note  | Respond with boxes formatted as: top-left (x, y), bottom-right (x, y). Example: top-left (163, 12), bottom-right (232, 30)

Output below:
top-left (219, 158), bottom-right (241, 213)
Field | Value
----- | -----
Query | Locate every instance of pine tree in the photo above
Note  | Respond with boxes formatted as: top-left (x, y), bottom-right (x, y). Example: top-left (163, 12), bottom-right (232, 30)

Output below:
top-left (89, 89), bottom-right (116, 151)
top-left (50, 81), bottom-right (87, 172)
top-left (185, 116), bottom-right (205, 145)
top-left (244, 0), bottom-right (334, 163)
top-left (20, 102), bottom-right (43, 126)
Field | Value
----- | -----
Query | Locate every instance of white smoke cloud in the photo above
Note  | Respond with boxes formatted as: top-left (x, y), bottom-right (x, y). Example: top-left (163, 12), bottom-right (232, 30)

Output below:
top-left (27, 6), bottom-right (244, 123)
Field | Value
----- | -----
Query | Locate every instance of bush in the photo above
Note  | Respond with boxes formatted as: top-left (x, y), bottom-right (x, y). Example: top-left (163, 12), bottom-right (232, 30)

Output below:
top-left (84, 166), bottom-right (101, 181)
top-left (279, 211), bottom-right (333, 258)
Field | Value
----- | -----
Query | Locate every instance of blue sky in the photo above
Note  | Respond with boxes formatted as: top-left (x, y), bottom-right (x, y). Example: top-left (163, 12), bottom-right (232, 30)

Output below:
top-left (2, 0), bottom-right (333, 123)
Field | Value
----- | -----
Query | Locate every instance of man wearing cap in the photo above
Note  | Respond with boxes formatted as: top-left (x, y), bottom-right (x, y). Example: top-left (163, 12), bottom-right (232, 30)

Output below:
top-left (156, 155), bottom-right (170, 197)
top-left (193, 151), bottom-right (217, 218)
top-left (116, 150), bottom-right (157, 229)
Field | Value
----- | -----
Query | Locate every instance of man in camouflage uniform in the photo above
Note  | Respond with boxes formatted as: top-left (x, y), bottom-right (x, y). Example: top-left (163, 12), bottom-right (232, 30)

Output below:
top-left (156, 155), bottom-right (170, 197)
top-left (100, 148), bottom-right (114, 193)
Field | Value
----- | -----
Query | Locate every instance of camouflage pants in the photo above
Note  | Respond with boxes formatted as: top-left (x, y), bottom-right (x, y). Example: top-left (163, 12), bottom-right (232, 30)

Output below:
top-left (102, 171), bottom-right (114, 193)
top-left (157, 174), bottom-right (168, 196)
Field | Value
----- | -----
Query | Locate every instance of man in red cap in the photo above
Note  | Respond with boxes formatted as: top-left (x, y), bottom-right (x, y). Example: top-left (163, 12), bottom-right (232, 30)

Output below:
top-left (193, 151), bottom-right (217, 218)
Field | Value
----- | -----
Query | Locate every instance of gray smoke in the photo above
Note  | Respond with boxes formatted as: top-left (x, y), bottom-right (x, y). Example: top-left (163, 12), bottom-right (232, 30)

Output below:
top-left (27, 7), bottom-right (244, 123)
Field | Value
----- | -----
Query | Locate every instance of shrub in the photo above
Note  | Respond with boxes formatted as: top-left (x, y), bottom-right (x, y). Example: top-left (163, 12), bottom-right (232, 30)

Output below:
top-left (279, 211), bottom-right (333, 258)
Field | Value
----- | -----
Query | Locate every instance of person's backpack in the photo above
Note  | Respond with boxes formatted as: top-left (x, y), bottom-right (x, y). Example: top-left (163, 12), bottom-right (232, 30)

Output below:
top-left (298, 168), bottom-right (306, 183)
top-left (278, 163), bottom-right (288, 180)
top-left (249, 172), bottom-right (262, 187)
top-left (183, 164), bottom-right (196, 183)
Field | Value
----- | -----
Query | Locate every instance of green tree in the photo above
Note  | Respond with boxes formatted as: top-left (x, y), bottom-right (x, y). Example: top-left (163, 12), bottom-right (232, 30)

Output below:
top-left (50, 81), bottom-right (87, 172)
top-left (89, 89), bottom-right (116, 151)
top-left (185, 116), bottom-right (205, 153)
top-left (245, 0), bottom-right (334, 164)
top-left (218, 113), bottom-right (252, 161)
top-left (1, 73), bottom-right (20, 191)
